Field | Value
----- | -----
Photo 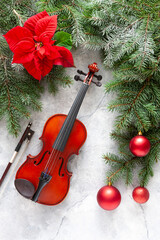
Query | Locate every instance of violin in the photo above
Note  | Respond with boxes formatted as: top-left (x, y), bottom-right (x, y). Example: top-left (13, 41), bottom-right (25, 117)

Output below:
top-left (15, 63), bottom-right (102, 205)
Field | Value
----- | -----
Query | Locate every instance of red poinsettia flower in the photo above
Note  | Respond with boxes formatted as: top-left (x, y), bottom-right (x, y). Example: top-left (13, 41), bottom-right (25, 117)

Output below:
top-left (3, 11), bottom-right (74, 80)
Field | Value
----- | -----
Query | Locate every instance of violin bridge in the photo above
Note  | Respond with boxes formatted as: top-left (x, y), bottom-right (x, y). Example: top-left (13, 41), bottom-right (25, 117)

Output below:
top-left (32, 172), bottom-right (52, 202)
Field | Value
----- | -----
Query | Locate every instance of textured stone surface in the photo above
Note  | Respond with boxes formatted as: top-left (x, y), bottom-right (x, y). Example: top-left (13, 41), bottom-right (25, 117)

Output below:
top-left (0, 48), bottom-right (160, 240)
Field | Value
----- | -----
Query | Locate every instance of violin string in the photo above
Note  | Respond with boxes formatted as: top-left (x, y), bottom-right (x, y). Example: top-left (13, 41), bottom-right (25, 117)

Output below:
top-left (45, 71), bottom-right (93, 176)
top-left (48, 108), bottom-right (80, 175)
top-left (43, 86), bottom-right (84, 174)
top-left (46, 85), bottom-right (86, 175)
top-left (42, 120), bottom-right (74, 174)
top-left (44, 83), bottom-right (87, 174)
top-left (44, 69), bottom-right (91, 175)
top-left (43, 94), bottom-right (81, 173)
top-left (44, 83), bottom-right (88, 175)
top-left (48, 83), bottom-right (89, 175)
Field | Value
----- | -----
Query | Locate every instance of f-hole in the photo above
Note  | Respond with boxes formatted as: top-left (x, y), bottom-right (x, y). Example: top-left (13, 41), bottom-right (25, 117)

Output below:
top-left (34, 151), bottom-right (50, 166)
top-left (59, 157), bottom-right (64, 177)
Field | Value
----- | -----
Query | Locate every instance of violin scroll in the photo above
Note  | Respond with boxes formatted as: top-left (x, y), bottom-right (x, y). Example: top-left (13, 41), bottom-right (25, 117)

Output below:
top-left (88, 62), bottom-right (99, 73)
top-left (74, 62), bottom-right (102, 87)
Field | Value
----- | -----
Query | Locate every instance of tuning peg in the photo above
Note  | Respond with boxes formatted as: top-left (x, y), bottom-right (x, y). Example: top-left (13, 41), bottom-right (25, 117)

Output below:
top-left (74, 75), bottom-right (83, 82)
top-left (92, 80), bottom-right (102, 87)
top-left (77, 70), bottom-right (87, 76)
top-left (74, 75), bottom-right (79, 81)
top-left (96, 81), bottom-right (102, 87)
top-left (94, 75), bottom-right (102, 81)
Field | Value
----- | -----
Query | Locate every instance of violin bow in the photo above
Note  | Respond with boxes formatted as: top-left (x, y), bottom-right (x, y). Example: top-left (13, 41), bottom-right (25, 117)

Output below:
top-left (0, 122), bottom-right (34, 186)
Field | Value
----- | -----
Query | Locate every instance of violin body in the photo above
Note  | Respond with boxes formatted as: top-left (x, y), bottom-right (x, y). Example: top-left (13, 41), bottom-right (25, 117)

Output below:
top-left (15, 114), bottom-right (87, 205)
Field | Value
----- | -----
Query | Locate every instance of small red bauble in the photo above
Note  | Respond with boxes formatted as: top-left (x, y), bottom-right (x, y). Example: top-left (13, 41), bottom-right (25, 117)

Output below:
top-left (97, 185), bottom-right (121, 210)
top-left (129, 134), bottom-right (150, 157)
top-left (132, 186), bottom-right (149, 204)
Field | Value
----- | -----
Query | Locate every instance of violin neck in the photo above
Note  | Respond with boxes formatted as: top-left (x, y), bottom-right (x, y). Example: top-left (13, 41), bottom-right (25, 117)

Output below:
top-left (53, 83), bottom-right (89, 151)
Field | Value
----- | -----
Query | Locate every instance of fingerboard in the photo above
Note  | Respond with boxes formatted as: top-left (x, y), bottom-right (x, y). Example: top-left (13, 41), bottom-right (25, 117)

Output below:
top-left (53, 83), bottom-right (89, 151)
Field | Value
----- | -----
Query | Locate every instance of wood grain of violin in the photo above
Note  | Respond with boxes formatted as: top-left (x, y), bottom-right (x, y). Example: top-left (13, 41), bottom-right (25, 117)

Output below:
top-left (14, 63), bottom-right (102, 205)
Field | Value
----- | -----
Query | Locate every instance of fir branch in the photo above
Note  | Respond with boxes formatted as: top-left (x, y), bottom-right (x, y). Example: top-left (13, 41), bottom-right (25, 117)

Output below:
top-left (13, 9), bottom-right (24, 26)
top-left (115, 78), bottom-right (151, 130)
top-left (123, 17), bottom-right (143, 32)
top-left (138, 14), bottom-right (150, 70)
top-left (106, 155), bottom-right (138, 184)
top-left (0, 56), bottom-right (43, 136)
top-left (104, 155), bottom-right (124, 164)
top-left (45, 66), bottom-right (72, 95)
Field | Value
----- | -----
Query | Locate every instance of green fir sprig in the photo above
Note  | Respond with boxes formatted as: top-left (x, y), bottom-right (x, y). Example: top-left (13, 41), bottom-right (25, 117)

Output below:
top-left (45, 66), bottom-right (72, 95)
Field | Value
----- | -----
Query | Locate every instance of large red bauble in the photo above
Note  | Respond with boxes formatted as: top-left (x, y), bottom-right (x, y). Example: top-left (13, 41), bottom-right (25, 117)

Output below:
top-left (97, 185), bottom-right (121, 210)
top-left (129, 135), bottom-right (150, 157)
top-left (132, 186), bottom-right (149, 204)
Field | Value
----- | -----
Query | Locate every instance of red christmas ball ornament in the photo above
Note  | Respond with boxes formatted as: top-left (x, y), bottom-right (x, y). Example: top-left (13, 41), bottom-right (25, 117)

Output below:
top-left (97, 184), bottom-right (121, 210)
top-left (132, 186), bottom-right (149, 204)
top-left (129, 131), bottom-right (150, 157)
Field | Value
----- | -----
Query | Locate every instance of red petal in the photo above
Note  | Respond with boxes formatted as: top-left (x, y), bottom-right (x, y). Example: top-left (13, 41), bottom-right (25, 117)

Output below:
top-left (52, 58), bottom-right (64, 66)
top-left (37, 46), bottom-right (45, 59)
top-left (23, 55), bottom-right (41, 81)
top-left (35, 15), bottom-right (57, 39)
top-left (40, 57), bottom-right (54, 77)
top-left (12, 40), bottom-right (35, 64)
top-left (23, 53), bottom-right (54, 80)
top-left (24, 10), bottom-right (49, 35)
top-left (45, 45), bottom-right (61, 60)
top-left (3, 26), bottom-right (33, 52)
top-left (41, 35), bottom-right (51, 44)
top-left (53, 46), bottom-right (74, 67)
